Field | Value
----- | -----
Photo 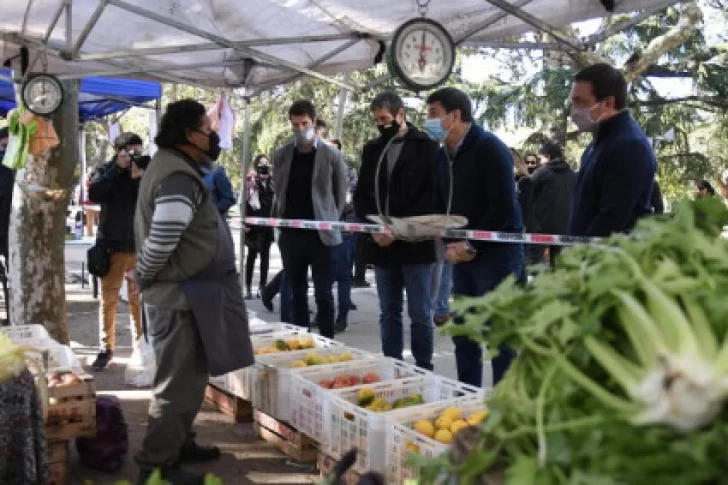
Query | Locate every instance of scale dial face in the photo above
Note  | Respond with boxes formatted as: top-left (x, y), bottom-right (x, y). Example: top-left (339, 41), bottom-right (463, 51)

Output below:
top-left (390, 18), bottom-right (455, 91)
top-left (21, 74), bottom-right (64, 116)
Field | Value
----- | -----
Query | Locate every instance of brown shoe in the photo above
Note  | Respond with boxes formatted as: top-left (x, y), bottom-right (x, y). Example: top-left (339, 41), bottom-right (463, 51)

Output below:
top-left (433, 314), bottom-right (450, 327)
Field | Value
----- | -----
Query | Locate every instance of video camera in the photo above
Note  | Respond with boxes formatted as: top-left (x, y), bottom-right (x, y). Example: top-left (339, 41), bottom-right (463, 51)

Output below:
top-left (127, 150), bottom-right (151, 171)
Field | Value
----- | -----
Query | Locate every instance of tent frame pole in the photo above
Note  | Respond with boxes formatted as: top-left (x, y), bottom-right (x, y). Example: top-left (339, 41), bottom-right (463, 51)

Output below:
top-left (584, 0), bottom-right (677, 46)
top-left (69, 0), bottom-right (109, 59)
top-left (481, 0), bottom-right (585, 51)
top-left (250, 38), bottom-right (361, 96)
top-left (454, 0), bottom-right (534, 44)
top-left (105, 0), bottom-right (358, 91)
top-left (238, 96), bottom-right (251, 282)
top-left (77, 33), bottom-right (371, 61)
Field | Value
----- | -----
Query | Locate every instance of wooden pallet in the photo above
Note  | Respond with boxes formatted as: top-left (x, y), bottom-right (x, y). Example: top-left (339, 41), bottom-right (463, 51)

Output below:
top-left (204, 383), bottom-right (253, 423)
top-left (253, 409), bottom-right (317, 462)
top-left (48, 439), bottom-right (69, 485)
top-left (45, 373), bottom-right (97, 441)
top-left (317, 452), bottom-right (363, 485)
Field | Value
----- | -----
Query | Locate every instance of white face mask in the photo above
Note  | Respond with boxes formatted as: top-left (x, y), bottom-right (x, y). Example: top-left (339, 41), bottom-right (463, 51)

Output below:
top-left (295, 127), bottom-right (315, 145)
top-left (570, 102), bottom-right (602, 133)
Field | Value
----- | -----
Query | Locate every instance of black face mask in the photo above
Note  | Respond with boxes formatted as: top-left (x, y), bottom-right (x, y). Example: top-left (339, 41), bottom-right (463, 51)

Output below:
top-left (377, 119), bottom-right (401, 142)
top-left (207, 131), bottom-right (221, 161)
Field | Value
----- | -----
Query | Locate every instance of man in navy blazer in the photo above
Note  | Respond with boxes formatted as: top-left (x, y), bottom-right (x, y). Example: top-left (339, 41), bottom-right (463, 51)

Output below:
top-left (427, 88), bottom-right (524, 388)
top-left (568, 63), bottom-right (656, 237)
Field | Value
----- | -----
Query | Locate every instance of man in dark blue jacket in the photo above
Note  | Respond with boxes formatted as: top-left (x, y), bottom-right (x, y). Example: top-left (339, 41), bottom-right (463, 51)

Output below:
top-left (569, 63), bottom-right (656, 237)
top-left (426, 88), bottom-right (524, 387)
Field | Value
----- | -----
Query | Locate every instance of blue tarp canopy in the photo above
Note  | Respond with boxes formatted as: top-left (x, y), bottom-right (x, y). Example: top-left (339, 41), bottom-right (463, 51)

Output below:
top-left (0, 70), bottom-right (161, 122)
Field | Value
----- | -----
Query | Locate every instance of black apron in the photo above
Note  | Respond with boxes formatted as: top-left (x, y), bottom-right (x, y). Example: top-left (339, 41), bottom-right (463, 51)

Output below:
top-left (179, 211), bottom-right (255, 377)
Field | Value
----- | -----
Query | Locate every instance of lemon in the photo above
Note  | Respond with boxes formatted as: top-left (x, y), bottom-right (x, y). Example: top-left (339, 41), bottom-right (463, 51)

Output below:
top-left (405, 441), bottom-right (420, 454)
top-left (413, 419), bottom-right (435, 438)
top-left (467, 409), bottom-right (489, 426)
top-left (338, 351), bottom-right (353, 362)
top-left (450, 419), bottom-right (469, 436)
top-left (292, 360), bottom-right (307, 368)
top-left (434, 429), bottom-right (453, 444)
top-left (441, 406), bottom-right (462, 421)
top-left (435, 415), bottom-right (453, 430)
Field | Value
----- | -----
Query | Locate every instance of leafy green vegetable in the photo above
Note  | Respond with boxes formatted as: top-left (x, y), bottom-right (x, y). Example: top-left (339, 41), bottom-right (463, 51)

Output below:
top-left (420, 198), bottom-right (728, 484)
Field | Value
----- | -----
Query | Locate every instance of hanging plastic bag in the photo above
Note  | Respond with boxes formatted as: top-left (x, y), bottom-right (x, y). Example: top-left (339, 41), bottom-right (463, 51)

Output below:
top-left (124, 335), bottom-right (156, 388)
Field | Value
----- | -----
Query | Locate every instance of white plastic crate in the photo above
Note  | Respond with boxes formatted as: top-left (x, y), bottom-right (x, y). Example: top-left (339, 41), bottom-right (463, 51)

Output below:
top-left (3, 324), bottom-right (52, 344)
top-left (225, 332), bottom-right (344, 401)
top-left (387, 397), bottom-right (487, 484)
top-left (251, 330), bottom-right (343, 353)
top-left (249, 322), bottom-right (299, 335)
top-left (251, 346), bottom-right (375, 422)
top-left (289, 357), bottom-right (431, 445)
top-left (325, 375), bottom-right (484, 474)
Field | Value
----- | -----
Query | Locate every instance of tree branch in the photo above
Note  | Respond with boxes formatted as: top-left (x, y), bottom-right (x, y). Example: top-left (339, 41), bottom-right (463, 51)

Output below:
top-left (641, 65), bottom-right (695, 77)
top-left (623, 2), bottom-right (704, 82)
top-left (630, 95), bottom-right (728, 109)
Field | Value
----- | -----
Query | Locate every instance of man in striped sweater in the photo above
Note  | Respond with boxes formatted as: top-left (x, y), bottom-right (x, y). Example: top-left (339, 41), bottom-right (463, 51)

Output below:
top-left (132, 99), bottom-right (254, 485)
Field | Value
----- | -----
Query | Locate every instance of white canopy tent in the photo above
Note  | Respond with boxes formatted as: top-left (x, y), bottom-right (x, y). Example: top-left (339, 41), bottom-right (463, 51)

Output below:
top-left (0, 0), bottom-right (686, 276)
top-left (0, 0), bottom-right (684, 94)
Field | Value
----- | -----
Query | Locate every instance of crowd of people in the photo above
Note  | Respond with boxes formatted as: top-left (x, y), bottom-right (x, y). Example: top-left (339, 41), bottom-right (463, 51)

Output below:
top-left (18, 61), bottom-right (722, 484)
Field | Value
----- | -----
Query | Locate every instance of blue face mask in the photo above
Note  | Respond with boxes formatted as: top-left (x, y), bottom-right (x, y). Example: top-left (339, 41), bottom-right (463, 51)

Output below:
top-left (423, 117), bottom-right (450, 143)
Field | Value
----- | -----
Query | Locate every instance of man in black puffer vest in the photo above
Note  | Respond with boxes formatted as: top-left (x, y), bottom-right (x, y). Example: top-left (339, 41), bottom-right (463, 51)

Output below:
top-left (88, 132), bottom-right (145, 371)
top-left (354, 92), bottom-right (439, 371)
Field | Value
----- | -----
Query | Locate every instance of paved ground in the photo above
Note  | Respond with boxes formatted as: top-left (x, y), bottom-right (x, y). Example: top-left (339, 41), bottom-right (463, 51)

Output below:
top-left (30, 240), bottom-right (493, 484)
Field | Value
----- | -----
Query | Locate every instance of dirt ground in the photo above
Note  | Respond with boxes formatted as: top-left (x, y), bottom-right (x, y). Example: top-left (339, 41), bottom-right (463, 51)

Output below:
top-left (62, 281), bottom-right (320, 485)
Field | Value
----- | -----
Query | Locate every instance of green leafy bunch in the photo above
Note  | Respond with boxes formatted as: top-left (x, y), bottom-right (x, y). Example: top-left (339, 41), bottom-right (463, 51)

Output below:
top-left (418, 198), bottom-right (728, 485)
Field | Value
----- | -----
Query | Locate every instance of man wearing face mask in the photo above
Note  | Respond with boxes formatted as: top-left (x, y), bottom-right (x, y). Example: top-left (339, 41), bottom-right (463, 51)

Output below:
top-left (353, 92), bottom-right (439, 369)
top-left (88, 132), bottom-right (146, 371)
top-left (426, 87), bottom-right (524, 387)
top-left (199, 132), bottom-right (236, 217)
top-left (568, 63), bottom-right (656, 237)
top-left (272, 100), bottom-right (348, 339)
top-left (132, 99), bottom-right (253, 484)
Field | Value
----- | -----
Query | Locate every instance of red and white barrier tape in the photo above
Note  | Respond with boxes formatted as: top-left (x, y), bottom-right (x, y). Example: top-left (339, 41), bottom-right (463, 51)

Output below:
top-left (239, 217), bottom-right (597, 247)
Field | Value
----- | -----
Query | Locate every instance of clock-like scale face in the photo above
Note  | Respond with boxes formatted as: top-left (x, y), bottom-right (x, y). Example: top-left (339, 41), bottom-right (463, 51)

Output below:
top-left (390, 19), bottom-right (455, 91)
top-left (23, 76), bottom-right (63, 116)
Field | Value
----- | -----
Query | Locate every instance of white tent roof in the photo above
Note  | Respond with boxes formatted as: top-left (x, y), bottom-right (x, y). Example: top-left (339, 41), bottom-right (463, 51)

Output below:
top-left (0, 0), bottom-right (683, 93)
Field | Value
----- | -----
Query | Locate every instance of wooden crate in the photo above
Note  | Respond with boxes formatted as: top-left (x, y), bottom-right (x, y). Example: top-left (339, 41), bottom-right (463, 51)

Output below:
top-left (47, 440), bottom-right (69, 485)
top-left (254, 409), bottom-right (317, 462)
top-left (45, 373), bottom-right (97, 441)
top-left (317, 452), bottom-right (363, 485)
top-left (204, 383), bottom-right (253, 422)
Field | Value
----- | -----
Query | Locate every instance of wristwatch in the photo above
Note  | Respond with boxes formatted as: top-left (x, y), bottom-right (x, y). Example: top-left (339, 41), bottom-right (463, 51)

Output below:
top-left (464, 241), bottom-right (477, 256)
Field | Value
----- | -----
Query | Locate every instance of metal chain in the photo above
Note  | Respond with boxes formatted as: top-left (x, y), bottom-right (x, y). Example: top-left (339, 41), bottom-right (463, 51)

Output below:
top-left (415, 0), bottom-right (430, 17)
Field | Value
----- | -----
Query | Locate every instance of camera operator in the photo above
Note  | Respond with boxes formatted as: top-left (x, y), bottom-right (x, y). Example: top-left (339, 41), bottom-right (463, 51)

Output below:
top-left (88, 132), bottom-right (147, 371)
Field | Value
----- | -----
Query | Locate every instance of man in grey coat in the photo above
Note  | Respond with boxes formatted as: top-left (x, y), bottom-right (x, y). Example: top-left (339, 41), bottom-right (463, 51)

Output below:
top-left (273, 100), bottom-right (348, 338)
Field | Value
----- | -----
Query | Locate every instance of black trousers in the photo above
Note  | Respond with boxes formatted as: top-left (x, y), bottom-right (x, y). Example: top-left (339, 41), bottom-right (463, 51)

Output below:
top-left (245, 243), bottom-right (271, 290)
top-left (278, 231), bottom-right (336, 338)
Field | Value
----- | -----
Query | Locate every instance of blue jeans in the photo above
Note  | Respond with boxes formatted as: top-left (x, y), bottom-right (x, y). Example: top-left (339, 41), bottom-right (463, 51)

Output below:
top-left (431, 262), bottom-right (453, 318)
top-left (279, 231), bottom-right (336, 338)
top-left (374, 263), bottom-right (435, 370)
top-left (332, 234), bottom-right (355, 320)
top-left (452, 251), bottom-right (524, 387)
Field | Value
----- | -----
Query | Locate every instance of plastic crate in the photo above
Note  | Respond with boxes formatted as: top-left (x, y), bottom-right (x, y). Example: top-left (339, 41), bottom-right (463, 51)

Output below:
top-left (251, 330), bottom-right (343, 354)
top-left (325, 375), bottom-right (484, 474)
top-left (251, 346), bottom-right (375, 422)
top-left (223, 332), bottom-right (344, 401)
top-left (387, 397), bottom-right (487, 484)
top-left (3, 324), bottom-right (51, 344)
top-left (289, 357), bottom-right (431, 444)
top-left (249, 322), bottom-right (300, 335)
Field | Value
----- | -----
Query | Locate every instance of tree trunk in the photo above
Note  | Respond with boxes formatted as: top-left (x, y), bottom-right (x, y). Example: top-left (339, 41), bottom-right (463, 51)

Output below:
top-left (8, 80), bottom-right (79, 344)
